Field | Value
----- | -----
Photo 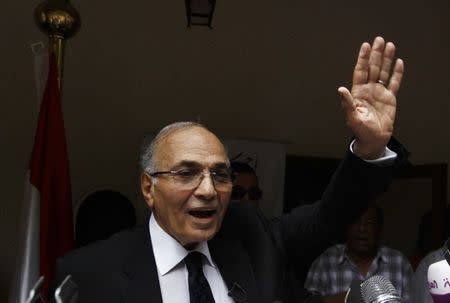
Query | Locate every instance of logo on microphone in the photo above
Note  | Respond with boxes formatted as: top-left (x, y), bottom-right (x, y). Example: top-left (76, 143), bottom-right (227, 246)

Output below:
top-left (427, 260), bottom-right (450, 303)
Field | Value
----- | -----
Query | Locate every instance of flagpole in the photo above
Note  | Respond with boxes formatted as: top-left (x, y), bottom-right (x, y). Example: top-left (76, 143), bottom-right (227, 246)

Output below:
top-left (34, 0), bottom-right (81, 90)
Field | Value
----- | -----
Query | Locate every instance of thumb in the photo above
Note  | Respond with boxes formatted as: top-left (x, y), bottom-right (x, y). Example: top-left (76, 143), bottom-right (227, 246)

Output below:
top-left (338, 87), bottom-right (355, 113)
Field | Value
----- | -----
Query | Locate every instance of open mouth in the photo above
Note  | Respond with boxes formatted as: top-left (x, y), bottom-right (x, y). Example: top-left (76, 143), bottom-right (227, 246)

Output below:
top-left (355, 237), bottom-right (369, 245)
top-left (189, 210), bottom-right (217, 218)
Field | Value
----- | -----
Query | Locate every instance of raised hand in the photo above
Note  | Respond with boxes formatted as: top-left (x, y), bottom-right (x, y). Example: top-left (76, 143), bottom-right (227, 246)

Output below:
top-left (338, 36), bottom-right (404, 159)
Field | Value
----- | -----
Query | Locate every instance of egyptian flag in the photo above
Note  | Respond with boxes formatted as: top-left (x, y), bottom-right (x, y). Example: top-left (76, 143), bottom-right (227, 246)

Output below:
top-left (10, 54), bottom-right (74, 302)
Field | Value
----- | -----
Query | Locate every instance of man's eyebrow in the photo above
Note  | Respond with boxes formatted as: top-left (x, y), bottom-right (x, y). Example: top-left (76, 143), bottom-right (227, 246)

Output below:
top-left (171, 161), bottom-right (230, 170)
top-left (211, 163), bottom-right (230, 170)
top-left (171, 161), bottom-right (202, 169)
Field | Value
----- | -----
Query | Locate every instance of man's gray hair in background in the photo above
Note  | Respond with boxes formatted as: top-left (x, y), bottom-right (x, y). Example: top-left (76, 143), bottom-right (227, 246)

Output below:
top-left (140, 121), bottom-right (229, 175)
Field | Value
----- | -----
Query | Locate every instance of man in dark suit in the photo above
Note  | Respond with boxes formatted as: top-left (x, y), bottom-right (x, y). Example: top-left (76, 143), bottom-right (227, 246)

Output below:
top-left (53, 36), bottom-right (406, 303)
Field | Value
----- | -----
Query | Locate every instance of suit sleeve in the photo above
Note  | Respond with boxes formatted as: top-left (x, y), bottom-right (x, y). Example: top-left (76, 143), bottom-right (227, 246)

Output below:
top-left (269, 139), bottom-right (408, 265)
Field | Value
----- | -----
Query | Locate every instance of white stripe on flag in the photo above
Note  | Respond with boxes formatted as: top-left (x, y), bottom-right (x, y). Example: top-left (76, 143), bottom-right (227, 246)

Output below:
top-left (9, 171), bottom-right (40, 303)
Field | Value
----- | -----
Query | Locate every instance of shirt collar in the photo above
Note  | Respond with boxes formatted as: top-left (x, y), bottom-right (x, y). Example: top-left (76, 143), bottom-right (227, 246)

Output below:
top-left (376, 246), bottom-right (390, 263)
top-left (337, 244), bottom-right (346, 264)
top-left (149, 213), bottom-right (216, 276)
top-left (340, 244), bottom-right (388, 264)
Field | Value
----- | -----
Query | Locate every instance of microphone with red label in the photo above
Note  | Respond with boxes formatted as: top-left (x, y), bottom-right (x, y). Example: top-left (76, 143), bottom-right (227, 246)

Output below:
top-left (427, 242), bottom-right (450, 303)
top-left (427, 259), bottom-right (450, 303)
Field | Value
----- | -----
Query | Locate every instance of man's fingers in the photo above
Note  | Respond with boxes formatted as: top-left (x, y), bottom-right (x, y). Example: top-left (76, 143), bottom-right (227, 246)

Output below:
top-left (378, 42), bottom-right (396, 84)
top-left (387, 59), bottom-right (404, 96)
top-left (352, 43), bottom-right (371, 86)
top-left (368, 36), bottom-right (386, 83)
top-left (338, 87), bottom-right (355, 112)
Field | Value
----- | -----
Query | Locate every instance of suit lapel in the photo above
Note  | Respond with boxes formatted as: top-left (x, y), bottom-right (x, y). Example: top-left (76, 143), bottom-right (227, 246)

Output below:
top-left (119, 224), bottom-right (261, 302)
top-left (209, 235), bottom-right (259, 303)
top-left (122, 228), bottom-right (163, 303)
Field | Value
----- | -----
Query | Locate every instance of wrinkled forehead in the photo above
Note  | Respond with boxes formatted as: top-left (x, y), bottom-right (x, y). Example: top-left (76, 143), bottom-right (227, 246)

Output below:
top-left (361, 207), bottom-right (379, 220)
top-left (155, 127), bottom-right (229, 169)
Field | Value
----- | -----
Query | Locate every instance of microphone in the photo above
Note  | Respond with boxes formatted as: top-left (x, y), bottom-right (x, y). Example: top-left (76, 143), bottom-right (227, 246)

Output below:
top-left (360, 275), bottom-right (402, 303)
top-left (25, 276), bottom-right (44, 303)
top-left (444, 238), bottom-right (450, 266)
top-left (227, 282), bottom-right (247, 302)
top-left (427, 259), bottom-right (450, 303)
top-left (54, 275), bottom-right (79, 303)
top-left (345, 275), bottom-right (402, 303)
top-left (344, 278), bottom-right (364, 303)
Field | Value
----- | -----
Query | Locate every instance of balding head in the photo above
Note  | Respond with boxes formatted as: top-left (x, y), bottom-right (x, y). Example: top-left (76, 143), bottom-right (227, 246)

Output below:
top-left (140, 122), bottom-right (228, 174)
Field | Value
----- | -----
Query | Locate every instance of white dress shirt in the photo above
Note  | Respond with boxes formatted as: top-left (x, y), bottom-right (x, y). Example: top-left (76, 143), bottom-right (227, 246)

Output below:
top-left (349, 140), bottom-right (397, 166)
top-left (149, 214), bottom-right (234, 303)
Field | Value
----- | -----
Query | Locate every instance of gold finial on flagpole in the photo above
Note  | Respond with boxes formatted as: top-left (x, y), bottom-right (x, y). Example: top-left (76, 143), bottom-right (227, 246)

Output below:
top-left (34, 0), bottom-right (81, 90)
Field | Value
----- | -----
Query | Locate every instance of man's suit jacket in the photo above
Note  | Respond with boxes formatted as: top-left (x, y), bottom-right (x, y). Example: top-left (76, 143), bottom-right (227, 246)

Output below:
top-left (54, 148), bottom-right (405, 303)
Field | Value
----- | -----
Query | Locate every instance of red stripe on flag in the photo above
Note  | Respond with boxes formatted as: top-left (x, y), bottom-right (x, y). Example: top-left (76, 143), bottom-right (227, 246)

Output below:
top-left (29, 53), bottom-right (74, 298)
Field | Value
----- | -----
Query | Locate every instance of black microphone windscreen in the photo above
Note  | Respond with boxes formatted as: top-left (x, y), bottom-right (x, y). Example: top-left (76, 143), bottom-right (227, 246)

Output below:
top-left (25, 276), bottom-right (44, 303)
top-left (227, 282), bottom-right (246, 302)
top-left (444, 238), bottom-right (450, 266)
top-left (54, 275), bottom-right (79, 303)
top-left (344, 278), bottom-right (363, 303)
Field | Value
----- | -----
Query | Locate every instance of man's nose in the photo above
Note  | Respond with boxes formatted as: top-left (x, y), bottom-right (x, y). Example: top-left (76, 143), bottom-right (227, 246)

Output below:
top-left (358, 222), bottom-right (368, 232)
top-left (194, 173), bottom-right (217, 200)
top-left (241, 193), bottom-right (250, 201)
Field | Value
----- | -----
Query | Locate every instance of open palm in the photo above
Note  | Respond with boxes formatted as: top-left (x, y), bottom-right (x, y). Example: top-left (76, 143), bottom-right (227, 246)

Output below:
top-left (339, 37), bottom-right (404, 159)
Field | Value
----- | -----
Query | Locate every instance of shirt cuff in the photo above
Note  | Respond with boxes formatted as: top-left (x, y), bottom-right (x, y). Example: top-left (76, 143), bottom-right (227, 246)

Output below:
top-left (349, 139), bottom-right (397, 166)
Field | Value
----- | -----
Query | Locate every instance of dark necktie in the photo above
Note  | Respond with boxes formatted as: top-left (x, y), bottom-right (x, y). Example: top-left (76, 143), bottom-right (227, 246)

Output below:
top-left (184, 251), bottom-right (215, 303)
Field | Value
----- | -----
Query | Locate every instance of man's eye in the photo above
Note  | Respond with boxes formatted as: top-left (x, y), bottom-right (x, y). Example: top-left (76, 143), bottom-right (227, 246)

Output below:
top-left (175, 169), bottom-right (198, 177)
top-left (213, 171), bottom-right (231, 181)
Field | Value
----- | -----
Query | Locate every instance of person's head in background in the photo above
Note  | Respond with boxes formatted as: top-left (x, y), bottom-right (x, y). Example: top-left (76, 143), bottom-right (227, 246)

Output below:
top-left (230, 161), bottom-right (262, 204)
top-left (346, 205), bottom-right (384, 259)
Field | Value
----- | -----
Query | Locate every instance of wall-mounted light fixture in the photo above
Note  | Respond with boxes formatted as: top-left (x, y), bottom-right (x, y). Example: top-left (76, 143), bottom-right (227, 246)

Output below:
top-left (185, 0), bottom-right (216, 28)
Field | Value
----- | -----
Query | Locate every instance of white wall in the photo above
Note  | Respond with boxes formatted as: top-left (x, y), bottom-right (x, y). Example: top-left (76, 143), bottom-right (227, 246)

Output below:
top-left (1, 0), bottom-right (449, 299)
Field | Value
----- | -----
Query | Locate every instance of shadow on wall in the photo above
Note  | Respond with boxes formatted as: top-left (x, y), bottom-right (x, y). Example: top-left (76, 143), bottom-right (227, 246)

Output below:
top-left (75, 190), bottom-right (136, 248)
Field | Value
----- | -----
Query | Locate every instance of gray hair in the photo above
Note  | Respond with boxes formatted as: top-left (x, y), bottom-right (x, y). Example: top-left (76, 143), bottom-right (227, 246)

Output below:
top-left (140, 121), bottom-right (228, 174)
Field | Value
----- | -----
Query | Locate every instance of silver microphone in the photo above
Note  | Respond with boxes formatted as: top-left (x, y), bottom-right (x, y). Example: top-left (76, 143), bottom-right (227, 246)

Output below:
top-left (360, 275), bottom-right (402, 303)
top-left (25, 276), bottom-right (44, 303)
top-left (54, 275), bottom-right (79, 303)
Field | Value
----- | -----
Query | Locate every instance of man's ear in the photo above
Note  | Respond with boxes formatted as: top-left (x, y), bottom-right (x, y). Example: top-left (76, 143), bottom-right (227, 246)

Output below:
top-left (141, 172), bottom-right (154, 209)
